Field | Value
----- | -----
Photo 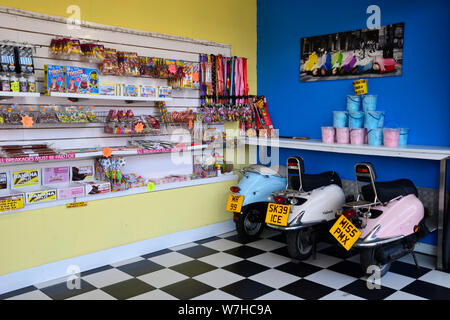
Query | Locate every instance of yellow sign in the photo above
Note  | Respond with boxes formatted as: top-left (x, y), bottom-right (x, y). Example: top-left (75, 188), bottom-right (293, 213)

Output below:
top-left (12, 169), bottom-right (40, 188)
top-left (67, 201), bottom-right (88, 208)
top-left (0, 197), bottom-right (24, 212)
top-left (26, 189), bottom-right (57, 204)
top-left (353, 79), bottom-right (368, 95)
top-left (226, 194), bottom-right (244, 213)
top-left (329, 215), bottom-right (362, 250)
top-left (265, 203), bottom-right (290, 226)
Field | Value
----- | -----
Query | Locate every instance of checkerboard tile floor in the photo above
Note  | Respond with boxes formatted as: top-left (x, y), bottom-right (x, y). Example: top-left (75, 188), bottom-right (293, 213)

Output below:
top-left (2, 229), bottom-right (450, 300)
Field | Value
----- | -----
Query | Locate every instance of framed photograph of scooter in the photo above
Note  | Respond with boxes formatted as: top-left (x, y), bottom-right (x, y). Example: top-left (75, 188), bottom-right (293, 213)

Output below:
top-left (300, 22), bottom-right (404, 82)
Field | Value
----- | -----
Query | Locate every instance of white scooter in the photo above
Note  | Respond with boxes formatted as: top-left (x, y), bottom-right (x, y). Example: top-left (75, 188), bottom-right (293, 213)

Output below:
top-left (266, 157), bottom-right (345, 260)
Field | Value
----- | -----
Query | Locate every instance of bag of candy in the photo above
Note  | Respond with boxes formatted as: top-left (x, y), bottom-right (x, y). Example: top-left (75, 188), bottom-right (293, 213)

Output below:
top-left (38, 105), bottom-right (58, 124)
top-left (99, 48), bottom-right (119, 75)
top-left (117, 51), bottom-right (140, 76)
top-left (139, 56), bottom-right (157, 77)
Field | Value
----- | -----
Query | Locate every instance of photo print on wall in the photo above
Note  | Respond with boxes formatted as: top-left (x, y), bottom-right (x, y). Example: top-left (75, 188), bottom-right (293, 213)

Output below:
top-left (300, 22), bottom-right (404, 82)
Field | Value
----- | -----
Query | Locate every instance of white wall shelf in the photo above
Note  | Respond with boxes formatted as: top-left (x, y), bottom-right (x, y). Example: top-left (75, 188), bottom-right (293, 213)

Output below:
top-left (245, 137), bottom-right (450, 161)
top-left (0, 92), bottom-right (40, 100)
top-left (49, 92), bottom-right (173, 102)
top-left (1, 174), bottom-right (238, 215)
top-left (0, 144), bottom-right (208, 166)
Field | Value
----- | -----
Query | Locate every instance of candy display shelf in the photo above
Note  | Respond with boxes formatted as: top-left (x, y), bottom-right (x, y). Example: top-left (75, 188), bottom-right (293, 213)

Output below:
top-left (49, 92), bottom-right (173, 102)
top-left (2, 174), bottom-right (238, 215)
top-left (0, 123), bottom-right (104, 129)
top-left (0, 92), bottom-right (40, 100)
top-left (0, 144), bottom-right (208, 166)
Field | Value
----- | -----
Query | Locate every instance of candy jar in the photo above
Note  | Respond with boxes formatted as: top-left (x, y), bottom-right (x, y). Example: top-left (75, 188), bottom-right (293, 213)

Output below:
top-left (0, 73), bottom-right (11, 92)
top-left (27, 75), bottom-right (36, 92)
top-left (10, 74), bottom-right (19, 92)
top-left (19, 75), bottom-right (28, 93)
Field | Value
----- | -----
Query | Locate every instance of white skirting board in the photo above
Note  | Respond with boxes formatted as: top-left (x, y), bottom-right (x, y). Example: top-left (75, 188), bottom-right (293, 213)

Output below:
top-left (0, 220), bottom-right (235, 295)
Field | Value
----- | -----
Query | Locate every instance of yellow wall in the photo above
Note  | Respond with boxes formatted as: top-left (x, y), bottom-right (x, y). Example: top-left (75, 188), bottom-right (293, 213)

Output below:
top-left (0, 181), bottom-right (236, 276)
top-left (0, 0), bottom-right (254, 275)
top-left (0, 0), bottom-right (257, 93)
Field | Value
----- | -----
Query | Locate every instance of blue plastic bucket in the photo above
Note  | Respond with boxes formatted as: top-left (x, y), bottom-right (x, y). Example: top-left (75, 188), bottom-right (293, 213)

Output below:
top-left (398, 128), bottom-right (409, 146)
top-left (364, 111), bottom-right (385, 129)
top-left (348, 111), bottom-right (364, 128)
top-left (346, 95), bottom-right (361, 112)
top-left (368, 128), bottom-right (383, 146)
top-left (333, 111), bottom-right (348, 128)
top-left (362, 95), bottom-right (378, 112)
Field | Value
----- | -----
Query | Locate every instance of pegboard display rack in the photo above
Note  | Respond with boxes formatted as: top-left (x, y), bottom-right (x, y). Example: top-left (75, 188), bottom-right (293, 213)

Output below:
top-left (0, 6), bottom-right (236, 214)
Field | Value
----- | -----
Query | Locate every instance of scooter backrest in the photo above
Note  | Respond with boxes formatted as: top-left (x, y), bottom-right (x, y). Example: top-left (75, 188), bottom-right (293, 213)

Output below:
top-left (287, 157), bottom-right (305, 191)
top-left (355, 163), bottom-right (377, 182)
top-left (355, 162), bottom-right (379, 203)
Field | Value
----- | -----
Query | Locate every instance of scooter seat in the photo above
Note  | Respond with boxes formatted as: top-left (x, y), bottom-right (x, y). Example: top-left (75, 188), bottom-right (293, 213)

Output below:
top-left (290, 171), bottom-right (342, 191)
top-left (362, 179), bottom-right (418, 203)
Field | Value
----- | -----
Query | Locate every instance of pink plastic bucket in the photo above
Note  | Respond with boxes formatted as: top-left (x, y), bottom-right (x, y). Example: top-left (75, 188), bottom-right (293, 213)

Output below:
top-left (350, 128), bottom-right (366, 145)
top-left (383, 128), bottom-right (400, 147)
top-left (336, 127), bottom-right (350, 144)
top-left (321, 126), bottom-right (335, 144)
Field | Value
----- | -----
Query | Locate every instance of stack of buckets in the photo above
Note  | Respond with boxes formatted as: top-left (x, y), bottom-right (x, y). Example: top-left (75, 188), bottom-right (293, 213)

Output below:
top-left (321, 95), bottom-right (409, 147)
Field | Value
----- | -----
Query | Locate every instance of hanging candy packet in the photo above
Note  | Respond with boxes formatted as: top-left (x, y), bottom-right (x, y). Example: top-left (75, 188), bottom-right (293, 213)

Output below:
top-left (49, 39), bottom-right (64, 56)
top-left (165, 59), bottom-right (177, 79)
top-left (117, 51), bottom-right (140, 76)
top-left (65, 39), bottom-right (82, 56)
top-left (99, 48), bottom-right (119, 75)
top-left (139, 56), bottom-right (156, 77)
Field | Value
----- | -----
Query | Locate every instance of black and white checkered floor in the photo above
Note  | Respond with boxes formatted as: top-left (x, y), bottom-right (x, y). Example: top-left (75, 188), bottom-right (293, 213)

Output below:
top-left (2, 229), bottom-right (450, 300)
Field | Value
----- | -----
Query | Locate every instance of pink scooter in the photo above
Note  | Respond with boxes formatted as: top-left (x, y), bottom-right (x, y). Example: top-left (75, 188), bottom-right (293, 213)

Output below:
top-left (339, 163), bottom-right (429, 277)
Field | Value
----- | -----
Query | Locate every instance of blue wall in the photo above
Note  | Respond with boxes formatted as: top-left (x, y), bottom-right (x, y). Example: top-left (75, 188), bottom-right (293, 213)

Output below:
top-left (257, 0), bottom-right (449, 245)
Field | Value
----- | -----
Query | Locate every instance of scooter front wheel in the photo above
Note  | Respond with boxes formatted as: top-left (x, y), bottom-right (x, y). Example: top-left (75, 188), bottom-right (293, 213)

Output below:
top-left (235, 206), bottom-right (264, 242)
top-left (360, 248), bottom-right (391, 278)
top-left (287, 228), bottom-right (313, 260)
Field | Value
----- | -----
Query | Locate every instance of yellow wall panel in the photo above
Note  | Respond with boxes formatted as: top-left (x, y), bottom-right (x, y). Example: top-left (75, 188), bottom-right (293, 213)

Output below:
top-left (0, 0), bottom-right (254, 276)
top-left (0, 181), bottom-right (235, 276)
top-left (0, 0), bottom-right (257, 93)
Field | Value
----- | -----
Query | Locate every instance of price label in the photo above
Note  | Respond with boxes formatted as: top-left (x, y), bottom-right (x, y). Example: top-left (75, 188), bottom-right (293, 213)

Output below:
top-left (0, 197), bottom-right (24, 212)
top-left (67, 201), bottom-right (88, 208)
top-left (353, 79), bottom-right (368, 95)
top-left (147, 182), bottom-right (155, 192)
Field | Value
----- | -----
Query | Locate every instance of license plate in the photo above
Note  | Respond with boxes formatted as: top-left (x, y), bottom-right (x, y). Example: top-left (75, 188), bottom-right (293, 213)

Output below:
top-left (265, 203), bottom-right (290, 226)
top-left (226, 194), bottom-right (244, 213)
top-left (329, 215), bottom-right (362, 250)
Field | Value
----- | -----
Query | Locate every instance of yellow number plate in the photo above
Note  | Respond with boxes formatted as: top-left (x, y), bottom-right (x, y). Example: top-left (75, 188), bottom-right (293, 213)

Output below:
top-left (265, 203), bottom-right (290, 226)
top-left (329, 215), bottom-right (362, 251)
top-left (226, 194), bottom-right (244, 213)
